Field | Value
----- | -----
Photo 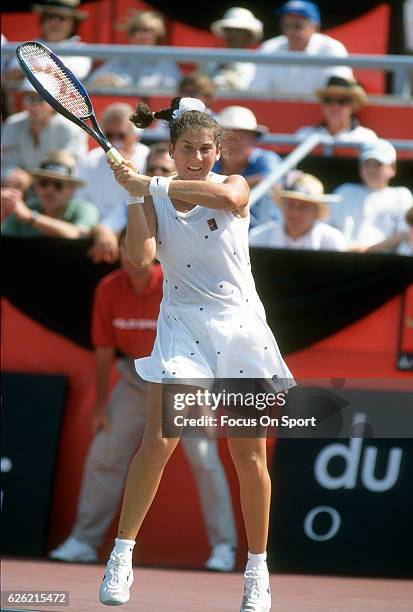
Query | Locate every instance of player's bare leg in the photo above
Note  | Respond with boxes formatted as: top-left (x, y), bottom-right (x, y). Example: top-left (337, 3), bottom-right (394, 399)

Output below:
top-left (99, 382), bottom-right (180, 605)
top-left (227, 437), bottom-right (271, 612)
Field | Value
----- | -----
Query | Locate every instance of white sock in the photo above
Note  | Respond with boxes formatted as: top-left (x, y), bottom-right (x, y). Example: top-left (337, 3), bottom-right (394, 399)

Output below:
top-left (114, 537), bottom-right (135, 557)
top-left (246, 551), bottom-right (268, 571)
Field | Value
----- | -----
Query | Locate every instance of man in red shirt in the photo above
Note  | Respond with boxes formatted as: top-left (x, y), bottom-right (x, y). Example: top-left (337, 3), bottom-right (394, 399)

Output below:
top-left (49, 231), bottom-right (237, 571)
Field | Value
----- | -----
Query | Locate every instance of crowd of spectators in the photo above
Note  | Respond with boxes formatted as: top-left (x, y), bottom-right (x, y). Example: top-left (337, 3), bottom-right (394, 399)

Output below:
top-left (1, 0), bottom-right (412, 257)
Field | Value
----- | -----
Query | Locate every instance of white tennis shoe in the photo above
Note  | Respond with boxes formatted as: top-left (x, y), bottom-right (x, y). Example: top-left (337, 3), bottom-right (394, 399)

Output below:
top-left (205, 543), bottom-right (236, 572)
top-left (99, 550), bottom-right (134, 606)
top-left (240, 564), bottom-right (271, 612)
top-left (49, 536), bottom-right (98, 563)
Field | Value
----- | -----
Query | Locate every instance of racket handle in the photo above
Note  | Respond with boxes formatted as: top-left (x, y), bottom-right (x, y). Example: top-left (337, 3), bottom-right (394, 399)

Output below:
top-left (106, 147), bottom-right (123, 165)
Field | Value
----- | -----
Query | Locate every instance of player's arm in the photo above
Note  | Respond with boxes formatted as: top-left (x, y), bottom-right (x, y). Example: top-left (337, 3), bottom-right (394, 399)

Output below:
top-left (168, 175), bottom-right (249, 216)
top-left (125, 198), bottom-right (157, 268)
top-left (111, 161), bottom-right (249, 214)
top-left (108, 159), bottom-right (157, 267)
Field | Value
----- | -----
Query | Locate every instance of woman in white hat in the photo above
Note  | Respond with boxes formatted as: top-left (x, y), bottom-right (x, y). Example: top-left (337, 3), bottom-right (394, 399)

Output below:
top-left (202, 7), bottom-right (264, 90)
top-left (98, 96), bottom-right (295, 612)
top-left (296, 76), bottom-right (378, 144)
top-left (249, 172), bottom-right (347, 251)
top-left (4, 0), bottom-right (91, 82)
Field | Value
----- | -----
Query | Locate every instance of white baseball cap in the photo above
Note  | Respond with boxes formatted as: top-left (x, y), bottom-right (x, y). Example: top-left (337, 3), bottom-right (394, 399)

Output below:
top-left (216, 106), bottom-right (268, 136)
top-left (360, 139), bottom-right (397, 165)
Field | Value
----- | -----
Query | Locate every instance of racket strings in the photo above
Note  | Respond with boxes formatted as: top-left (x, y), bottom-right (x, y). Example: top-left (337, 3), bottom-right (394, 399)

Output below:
top-left (21, 44), bottom-right (90, 118)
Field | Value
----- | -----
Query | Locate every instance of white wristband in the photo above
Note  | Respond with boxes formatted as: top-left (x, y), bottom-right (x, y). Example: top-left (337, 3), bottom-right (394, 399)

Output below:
top-left (126, 191), bottom-right (144, 206)
top-left (149, 175), bottom-right (172, 198)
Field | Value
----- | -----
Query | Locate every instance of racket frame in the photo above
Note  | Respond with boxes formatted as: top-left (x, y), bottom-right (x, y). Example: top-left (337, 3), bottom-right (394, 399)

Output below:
top-left (16, 41), bottom-right (122, 163)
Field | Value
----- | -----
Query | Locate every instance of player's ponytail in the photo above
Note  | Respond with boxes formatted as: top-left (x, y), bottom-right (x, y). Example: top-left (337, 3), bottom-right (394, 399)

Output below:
top-left (130, 97), bottom-right (181, 128)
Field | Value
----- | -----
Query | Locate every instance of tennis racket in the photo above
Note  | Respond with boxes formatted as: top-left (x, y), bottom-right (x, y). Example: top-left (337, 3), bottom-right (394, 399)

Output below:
top-left (16, 41), bottom-right (123, 165)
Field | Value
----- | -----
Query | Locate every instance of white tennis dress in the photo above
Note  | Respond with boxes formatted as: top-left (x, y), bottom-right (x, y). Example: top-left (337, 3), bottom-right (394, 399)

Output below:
top-left (135, 172), bottom-right (294, 389)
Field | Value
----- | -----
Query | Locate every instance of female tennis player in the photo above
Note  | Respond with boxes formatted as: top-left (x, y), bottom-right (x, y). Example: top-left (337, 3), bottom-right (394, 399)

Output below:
top-left (100, 97), bottom-right (294, 611)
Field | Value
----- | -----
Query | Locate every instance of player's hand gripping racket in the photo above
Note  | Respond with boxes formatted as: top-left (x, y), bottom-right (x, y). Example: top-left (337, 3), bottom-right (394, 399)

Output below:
top-left (16, 41), bottom-right (123, 165)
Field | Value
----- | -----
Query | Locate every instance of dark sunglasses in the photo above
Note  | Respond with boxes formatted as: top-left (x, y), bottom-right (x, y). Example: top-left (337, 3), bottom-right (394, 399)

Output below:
top-left (41, 12), bottom-right (72, 22)
top-left (321, 96), bottom-right (352, 106)
top-left (37, 178), bottom-right (65, 191)
top-left (147, 166), bottom-right (173, 175)
top-left (128, 26), bottom-right (154, 35)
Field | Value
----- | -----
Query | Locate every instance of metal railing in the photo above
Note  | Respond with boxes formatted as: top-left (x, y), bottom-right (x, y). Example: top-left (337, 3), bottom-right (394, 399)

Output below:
top-left (3, 42), bottom-right (413, 99)
top-left (140, 128), bottom-right (413, 152)
top-left (250, 134), bottom-right (323, 208)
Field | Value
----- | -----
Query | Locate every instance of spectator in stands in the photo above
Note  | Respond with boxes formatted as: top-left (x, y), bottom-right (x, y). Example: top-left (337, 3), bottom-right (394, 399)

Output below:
top-left (203, 7), bottom-right (264, 90)
top-left (1, 79), bottom-right (88, 193)
top-left (49, 231), bottom-right (237, 572)
top-left (178, 72), bottom-right (216, 113)
top-left (1, 150), bottom-right (98, 237)
top-left (3, 0), bottom-right (91, 82)
top-left (249, 171), bottom-right (346, 250)
top-left (214, 106), bottom-right (282, 228)
top-left (329, 139), bottom-right (413, 249)
top-left (88, 10), bottom-right (181, 89)
top-left (296, 76), bottom-right (378, 143)
top-left (145, 142), bottom-right (176, 177)
top-left (87, 142), bottom-right (176, 265)
top-left (76, 103), bottom-right (149, 264)
top-left (251, 0), bottom-right (353, 96)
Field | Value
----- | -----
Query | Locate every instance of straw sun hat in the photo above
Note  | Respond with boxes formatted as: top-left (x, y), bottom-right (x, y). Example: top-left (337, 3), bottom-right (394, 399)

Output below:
top-left (315, 76), bottom-right (368, 110)
top-left (30, 151), bottom-right (86, 187)
top-left (278, 173), bottom-right (339, 219)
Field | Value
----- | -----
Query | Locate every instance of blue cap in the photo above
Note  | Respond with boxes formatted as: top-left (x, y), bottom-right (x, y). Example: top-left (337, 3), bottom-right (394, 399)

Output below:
top-left (276, 1), bottom-right (321, 25)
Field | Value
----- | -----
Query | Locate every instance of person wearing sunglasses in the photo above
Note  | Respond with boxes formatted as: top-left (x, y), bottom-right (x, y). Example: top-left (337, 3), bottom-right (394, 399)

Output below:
top-left (3, 0), bottom-right (91, 83)
top-left (251, 0), bottom-right (353, 96)
top-left (1, 150), bottom-right (98, 238)
top-left (76, 103), bottom-right (150, 264)
top-left (296, 76), bottom-right (378, 143)
top-left (2, 78), bottom-right (88, 196)
top-left (88, 10), bottom-right (181, 90)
